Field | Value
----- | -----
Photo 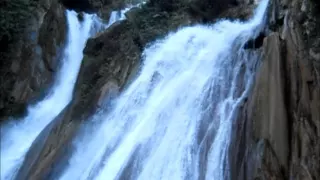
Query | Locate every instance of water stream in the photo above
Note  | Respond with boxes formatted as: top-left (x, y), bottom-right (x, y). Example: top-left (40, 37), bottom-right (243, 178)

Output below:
top-left (0, 11), bottom-right (106, 180)
top-left (59, 0), bottom-right (269, 179)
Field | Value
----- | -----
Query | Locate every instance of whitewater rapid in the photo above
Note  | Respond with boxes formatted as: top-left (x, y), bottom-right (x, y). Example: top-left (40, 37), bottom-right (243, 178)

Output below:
top-left (0, 11), bottom-right (105, 180)
top-left (59, 0), bottom-right (269, 180)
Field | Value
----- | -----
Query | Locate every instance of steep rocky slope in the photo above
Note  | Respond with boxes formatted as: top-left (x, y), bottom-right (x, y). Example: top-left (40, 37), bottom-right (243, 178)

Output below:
top-left (0, 0), bottom-right (67, 120)
top-left (229, 0), bottom-right (320, 179)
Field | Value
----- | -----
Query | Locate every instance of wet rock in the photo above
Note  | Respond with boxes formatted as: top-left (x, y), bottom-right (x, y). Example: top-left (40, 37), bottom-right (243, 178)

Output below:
top-left (77, 12), bottom-right (84, 22)
top-left (0, 0), bottom-right (67, 121)
top-left (16, 106), bottom-right (75, 180)
top-left (15, 113), bottom-right (60, 180)
top-left (244, 32), bottom-right (266, 49)
top-left (310, 48), bottom-right (320, 62)
top-left (252, 139), bottom-right (285, 179)
top-left (229, 0), bottom-right (320, 179)
top-left (96, 80), bottom-right (119, 107)
top-left (250, 32), bottom-right (289, 175)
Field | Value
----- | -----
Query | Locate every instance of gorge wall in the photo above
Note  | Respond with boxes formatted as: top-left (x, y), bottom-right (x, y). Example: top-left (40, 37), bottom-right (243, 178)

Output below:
top-left (229, 0), bottom-right (320, 179)
top-left (1, 0), bottom-right (319, 179)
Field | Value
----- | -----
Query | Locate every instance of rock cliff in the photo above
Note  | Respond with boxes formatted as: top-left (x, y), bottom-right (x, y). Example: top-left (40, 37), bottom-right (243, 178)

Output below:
top-left (0, 0), bottom-right (67, 120)
top-left (229, 0), bottom-right (320, 179)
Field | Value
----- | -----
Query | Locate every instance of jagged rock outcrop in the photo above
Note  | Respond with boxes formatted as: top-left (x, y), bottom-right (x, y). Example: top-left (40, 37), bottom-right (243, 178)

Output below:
top-left (0, 0), bottom-right (67, 121)
top-left (229, 0), bottom-right (320, 179)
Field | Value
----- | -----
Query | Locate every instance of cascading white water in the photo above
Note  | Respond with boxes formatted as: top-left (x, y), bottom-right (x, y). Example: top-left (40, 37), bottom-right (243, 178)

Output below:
top-left (108, 3), bottom-right (145, 25)
top-left (59, 1), bottom-right (269, 180)
top-left (0, 11), bottom-right (106, 180)
top-left (108, 8), bottom-right (130, 23)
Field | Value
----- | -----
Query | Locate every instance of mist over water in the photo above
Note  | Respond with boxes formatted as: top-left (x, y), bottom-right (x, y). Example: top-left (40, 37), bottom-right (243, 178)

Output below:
top-left (59, 0), bottom-right (269, 180)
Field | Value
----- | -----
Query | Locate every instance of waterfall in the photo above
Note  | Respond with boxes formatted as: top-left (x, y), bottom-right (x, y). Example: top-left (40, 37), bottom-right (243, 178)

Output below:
top-left (108, 7), bottom-right (131, 24)
top-left (0, 11), bottom-right (105, 180)
top-left (59, 0), bottom-right (269, 179)
top-left (108, 3), bottom-right (146, 25)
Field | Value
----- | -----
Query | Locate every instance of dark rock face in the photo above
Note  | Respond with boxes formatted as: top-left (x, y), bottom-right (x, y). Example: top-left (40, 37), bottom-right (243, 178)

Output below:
top-left (0, 0), bottom-right (67, 121)
top-left (229, 0), bottom-right (320, 179)
top-left (149, 0), bottom-right (239, 22)
top-left (60, 0), bottom-right (127, 20)
top-left (230, 32), bottom-right (289, 179)
top-left (244, 32), bottom-right (266, 49)
top-left (60, 0), bottom-right (95, 12)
